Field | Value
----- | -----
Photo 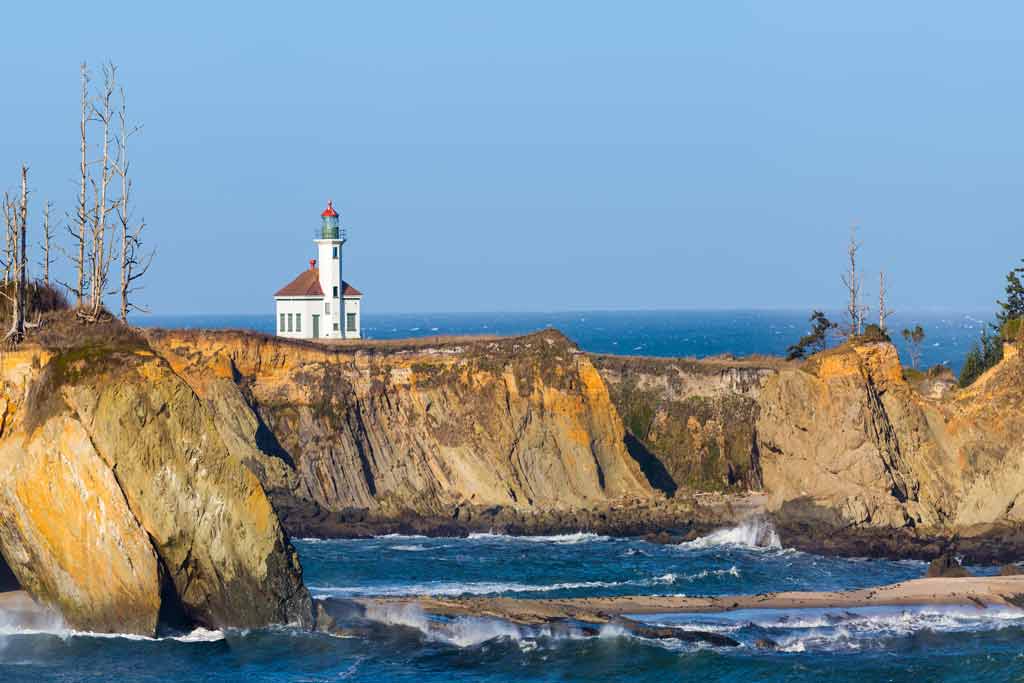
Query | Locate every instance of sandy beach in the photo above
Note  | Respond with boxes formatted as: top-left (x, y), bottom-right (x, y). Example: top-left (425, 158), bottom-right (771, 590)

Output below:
top-left (354, 575), bottom-right (1024, 625)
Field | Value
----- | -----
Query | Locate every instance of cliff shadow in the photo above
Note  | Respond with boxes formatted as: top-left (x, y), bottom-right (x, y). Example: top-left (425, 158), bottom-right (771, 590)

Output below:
top-left (0, 548), bottom-right (21, 592)
top-left (623, 432), bottom-right (677, 497)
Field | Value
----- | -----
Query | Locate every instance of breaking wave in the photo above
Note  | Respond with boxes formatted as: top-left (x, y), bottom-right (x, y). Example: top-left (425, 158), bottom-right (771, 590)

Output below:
top-left (308, 568), bottom-right (740, 598)
top-left (681, 517), bottom-right (782, 550)
top-left (466, 532), bottom-right (609, 544)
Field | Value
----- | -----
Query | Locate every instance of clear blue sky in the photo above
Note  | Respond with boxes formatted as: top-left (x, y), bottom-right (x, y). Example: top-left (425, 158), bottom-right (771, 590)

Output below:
top-left (0, 2), bottom-right (1021, 315)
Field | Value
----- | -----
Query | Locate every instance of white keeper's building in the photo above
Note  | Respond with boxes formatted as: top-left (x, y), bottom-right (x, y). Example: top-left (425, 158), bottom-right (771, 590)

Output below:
top-left (273, 201), bottom-right (362, 339)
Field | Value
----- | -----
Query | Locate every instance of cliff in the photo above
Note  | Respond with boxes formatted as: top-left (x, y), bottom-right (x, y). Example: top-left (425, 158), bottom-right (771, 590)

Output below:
top-left (145, 329), bottom-right (657, 535)
top-left (0, 325), bottom-right (311, 636)
top-left (592, 354), bottom-right (780, 494)
top-left (5, 321), bottom-right (1024, 637)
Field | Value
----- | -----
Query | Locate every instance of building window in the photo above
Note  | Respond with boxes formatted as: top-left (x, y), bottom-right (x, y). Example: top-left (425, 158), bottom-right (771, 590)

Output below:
top-left (332, 285), bottom-right (338, 298)
top-left (333, 322), bottom-right (339, 331)
top-left (287, 313), bottom-right (293, 332)
top-left (347, 313), bottom-right (357, 332)
top-left (279, 313), bottom-right (285, 332)
top-left (295, 313), bottom-right (301, 333)
top-left (332, 246), bottom-right (339, 259)
top-left (325, 302), bottom-right (331, 314)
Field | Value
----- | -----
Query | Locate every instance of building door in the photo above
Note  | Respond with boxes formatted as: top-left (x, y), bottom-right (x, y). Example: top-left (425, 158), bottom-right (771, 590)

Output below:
top-left (312, 314), bottom-right (320, 339)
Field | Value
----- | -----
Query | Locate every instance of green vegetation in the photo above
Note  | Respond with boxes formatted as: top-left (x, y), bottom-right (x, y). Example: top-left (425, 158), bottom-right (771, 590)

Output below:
top-left (858, 323), bottom-right (891, 343)
top-left (959, 327), bottom-right (1003, 387)
top-left (958, 259), bottom-right (1024, 387)
top-left (786, 310), bottom-right (836, 360)
top-left (996, 259), bottom-right (1024, 327)
top-left (901, 325), bottom-right (926, 370)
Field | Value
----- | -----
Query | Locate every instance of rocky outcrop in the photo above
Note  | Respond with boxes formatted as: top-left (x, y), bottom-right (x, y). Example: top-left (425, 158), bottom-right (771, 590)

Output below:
top-left (592, 354), bottom-right (779, 493)
top-left (146, 329), bottom-right (655, 531)
top-left (757, 337), bottom-right (1024, 556)
top-left (0, 330), bottom-right (311, 635)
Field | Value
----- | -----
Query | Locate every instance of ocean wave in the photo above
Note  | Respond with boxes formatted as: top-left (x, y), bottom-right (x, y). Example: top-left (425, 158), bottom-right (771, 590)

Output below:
top-left (680, 518), bottom-right (782, 550)
top-left (389, 544), bottom-right (431, 552)
top-left (308, 568), bottom-right (739, 599)
top-left (466, 532), bottom-right (609, 544)
top-left (0, 624), bottom-right (225, 643)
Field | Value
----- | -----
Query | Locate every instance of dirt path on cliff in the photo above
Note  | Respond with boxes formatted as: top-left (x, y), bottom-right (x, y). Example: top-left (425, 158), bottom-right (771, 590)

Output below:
top-left (354, 576), bottom-right (1024, 625)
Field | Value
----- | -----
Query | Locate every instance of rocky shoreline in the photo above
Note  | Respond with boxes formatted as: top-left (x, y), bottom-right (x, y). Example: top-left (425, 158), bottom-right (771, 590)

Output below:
top-left (1, 322), bottom-right (1023, 634)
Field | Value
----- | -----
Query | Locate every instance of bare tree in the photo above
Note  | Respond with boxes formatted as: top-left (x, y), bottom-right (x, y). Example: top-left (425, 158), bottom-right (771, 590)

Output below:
top-left (878, 270), bottom-right (893, 331)
top-left (41, 200), bottom-right (54, 285)
top-left (60, 63), bottom-right (90, 307)
top-left (3, 165), bottom-right (30, 343)
top-left (1, 192), bottom-right (13, 285)
top-left (82, 62), bottom-right (117, 322)
top-left (113, 82), bottom-right (152, 321)
top-left (840, 225), bottom-right (867, 337)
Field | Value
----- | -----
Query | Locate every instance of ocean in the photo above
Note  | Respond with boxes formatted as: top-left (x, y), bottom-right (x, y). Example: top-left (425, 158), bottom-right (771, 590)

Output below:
top-left (136, 309), bottom-right (995, 375)
top-left (2, 309), bottom-right (1016, 681)
top-left (2, 526), bottom-right (1021, 682)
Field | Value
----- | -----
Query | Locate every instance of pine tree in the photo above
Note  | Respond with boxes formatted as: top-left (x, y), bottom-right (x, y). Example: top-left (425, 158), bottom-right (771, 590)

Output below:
top-left (787, 310), bottom-right (836, 360)
top-left (996, 258), bottom-right (1024, 327)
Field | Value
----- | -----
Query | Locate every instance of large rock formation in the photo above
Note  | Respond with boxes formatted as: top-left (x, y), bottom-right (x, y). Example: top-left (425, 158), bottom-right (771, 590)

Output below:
top-left (0, 328), bottom-right (311, 635)
top-left (593, 354), bottom-right (778, 494)
top-left (757, 337), bottom-right (1024, 558)
top-left (146, 329), bottom-right (656, 532)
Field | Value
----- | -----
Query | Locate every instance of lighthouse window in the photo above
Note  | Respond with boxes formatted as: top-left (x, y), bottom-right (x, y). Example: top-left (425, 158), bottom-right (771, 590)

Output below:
top-left (333, 286), bottom-right (338, 298)
top-left (332, 246), bottom-right (339, 259)
top-left (346, 313), bottom-right (357, 332)
top-left (279, 313), bottom-right (285, 332)
top-left (325, 302), bottom-right (331, 314)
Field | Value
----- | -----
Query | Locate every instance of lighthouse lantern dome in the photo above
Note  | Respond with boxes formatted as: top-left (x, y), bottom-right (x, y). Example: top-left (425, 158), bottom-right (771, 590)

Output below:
top-left (321, 200), bottom-right (340, 239)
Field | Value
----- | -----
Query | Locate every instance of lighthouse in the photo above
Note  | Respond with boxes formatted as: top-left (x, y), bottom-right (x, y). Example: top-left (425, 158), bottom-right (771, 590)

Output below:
top-left (273, 201), bottom-right (363, 339)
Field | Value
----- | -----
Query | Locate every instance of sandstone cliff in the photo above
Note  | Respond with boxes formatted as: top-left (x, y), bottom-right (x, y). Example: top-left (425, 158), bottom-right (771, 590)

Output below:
top-left (0, 327), bottom-right (311, 635)
top-left (592, 354), bottom-right (779, 494)
top-left (146, 329), bottom-right (656, 534)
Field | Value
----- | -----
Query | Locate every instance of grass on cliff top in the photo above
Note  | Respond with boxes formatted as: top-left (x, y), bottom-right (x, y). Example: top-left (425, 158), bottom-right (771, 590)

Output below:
top-left (146, 325), bottom-right (576, 357)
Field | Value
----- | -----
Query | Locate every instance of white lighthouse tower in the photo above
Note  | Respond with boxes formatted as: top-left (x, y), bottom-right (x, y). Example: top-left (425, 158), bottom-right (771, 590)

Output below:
top-left (273, 201), bottom-right (362, 339)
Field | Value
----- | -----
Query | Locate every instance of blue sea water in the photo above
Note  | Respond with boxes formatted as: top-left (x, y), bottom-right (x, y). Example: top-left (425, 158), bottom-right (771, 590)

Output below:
top-left (136, 309), bottom-right (996, 375)
top-left (2, 525), bottom-right (1023, 682)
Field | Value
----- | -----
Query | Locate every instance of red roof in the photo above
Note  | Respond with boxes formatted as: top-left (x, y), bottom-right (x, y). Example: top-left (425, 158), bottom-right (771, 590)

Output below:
top-left (274, 268), bottom-right (324, 297)
top-left (274, 269), bottom-right (363, 298)
top-left (321, 200), bottom-right (338, 218)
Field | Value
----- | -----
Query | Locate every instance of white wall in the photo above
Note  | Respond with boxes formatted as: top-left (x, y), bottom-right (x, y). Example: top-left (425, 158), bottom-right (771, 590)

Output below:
top-left (275, 297), bottom-right (326, 339)
top-left (342, 297), bottom-right (361, 339)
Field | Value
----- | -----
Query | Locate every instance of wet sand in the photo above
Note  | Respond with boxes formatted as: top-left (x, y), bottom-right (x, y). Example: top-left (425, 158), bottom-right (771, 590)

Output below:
top-left (355, 576), bottom-right (1024, 625)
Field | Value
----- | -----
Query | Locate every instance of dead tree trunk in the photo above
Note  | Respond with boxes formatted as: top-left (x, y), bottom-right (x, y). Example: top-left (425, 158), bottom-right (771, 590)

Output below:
top-left (840, 225), bottom-right (865, 338)
top-left (6, 165), bottom-right (28, 343)
top-left (878, 271), bottom-right (893, 332)
top-left (42, 200), bottom-right (53, 285)
top-left (114, 82), bottom-right (150, 322)
top-left (83, 63), bottom-right (117, 322)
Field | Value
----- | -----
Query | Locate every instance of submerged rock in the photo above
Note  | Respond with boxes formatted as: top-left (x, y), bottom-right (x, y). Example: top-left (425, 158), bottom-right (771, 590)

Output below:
top-left (926, 552), bottom-right (972, 578)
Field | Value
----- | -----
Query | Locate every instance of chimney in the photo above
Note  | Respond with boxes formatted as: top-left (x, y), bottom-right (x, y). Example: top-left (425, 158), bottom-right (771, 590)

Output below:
top-left (309, 259), bottom-right (316, 270)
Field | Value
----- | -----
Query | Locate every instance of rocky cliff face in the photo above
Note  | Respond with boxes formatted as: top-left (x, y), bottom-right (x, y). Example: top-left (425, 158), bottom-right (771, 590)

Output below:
top-left (146, 329), bottom-right (656, 533)
top-left (592, 354), bottom-right (779, 494)
top-left (0, 329), bottom-right (311, 635)
top-left (756, 338), bottom-right (1024, 557)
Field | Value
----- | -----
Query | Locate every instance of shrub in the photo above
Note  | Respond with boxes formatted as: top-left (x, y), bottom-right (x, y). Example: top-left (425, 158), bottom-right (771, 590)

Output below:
top-left (959, 327), bottom-right (1003, 387)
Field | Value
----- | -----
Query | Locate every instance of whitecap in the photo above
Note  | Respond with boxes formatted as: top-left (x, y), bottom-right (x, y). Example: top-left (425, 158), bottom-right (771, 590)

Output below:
top-left (680, 518), bottom-right (782, 550)
top-left (466, 531), bottom-right (608, 544)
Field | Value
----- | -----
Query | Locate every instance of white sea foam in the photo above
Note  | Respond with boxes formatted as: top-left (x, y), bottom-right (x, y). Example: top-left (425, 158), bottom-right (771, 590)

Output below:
top-left (309, 567), bottom-right (739, 599)
top-left (681, 517), bottom-right (782, 550)
top-left (389, 544), bottom-right (431, 552)
top-left (363, 602), bottom-right (594, 648)
top-left (466, 531), bottom-right (608, 544)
